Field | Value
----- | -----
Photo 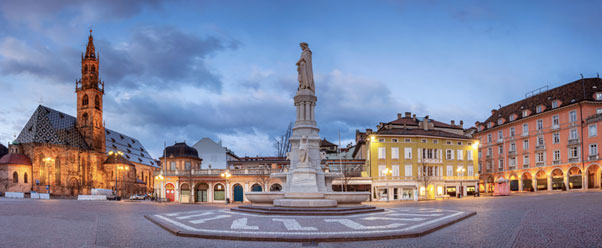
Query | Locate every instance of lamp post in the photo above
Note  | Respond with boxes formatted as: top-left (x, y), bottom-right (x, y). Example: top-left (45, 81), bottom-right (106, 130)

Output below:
top-left (43, 157), bottom-right (54, 194)
top-left (154, 174), bottom-right (164, 202)
top-left (220, 171), bottom-right (231, 205)
top-left (382, 168), bottom-right (392, 202)
top-left (457, 167), bottom-right (466, 198)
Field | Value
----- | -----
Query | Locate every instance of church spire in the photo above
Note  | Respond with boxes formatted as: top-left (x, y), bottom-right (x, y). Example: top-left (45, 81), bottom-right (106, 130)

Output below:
top-left (85, 29), bottom-right (96, 59)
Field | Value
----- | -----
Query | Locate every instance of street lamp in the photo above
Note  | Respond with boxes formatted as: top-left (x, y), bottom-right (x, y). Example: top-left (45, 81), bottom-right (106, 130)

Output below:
top-left (457, 167), bottom-right (466, 198)
top-left (154, 174), bottom-right (164, 202)
top-left (381, 168), bottom-right (392, 202)
top-left (220, 171), bottom-right (231, 205)
top-left (43, 157), bottom-right (54, 194)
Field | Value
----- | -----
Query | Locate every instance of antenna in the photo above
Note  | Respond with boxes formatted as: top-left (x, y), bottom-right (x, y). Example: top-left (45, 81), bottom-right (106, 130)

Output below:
top-left (597, 72), bottom-right (599, 78)
top-left (580, 74), bottom-right (584, 79)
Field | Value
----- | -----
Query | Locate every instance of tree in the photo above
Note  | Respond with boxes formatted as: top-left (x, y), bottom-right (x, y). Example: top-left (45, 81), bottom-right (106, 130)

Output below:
top-left (274, 122), bottom-right (293, 157)
top-left (254, 164), bottom-right (272, 191)
top-left (418, 162), bottom-right (434, 199)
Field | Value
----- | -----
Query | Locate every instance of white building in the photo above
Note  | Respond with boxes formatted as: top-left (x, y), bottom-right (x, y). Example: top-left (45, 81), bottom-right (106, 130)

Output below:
top-left (192, 138), bottom-right (238, 169)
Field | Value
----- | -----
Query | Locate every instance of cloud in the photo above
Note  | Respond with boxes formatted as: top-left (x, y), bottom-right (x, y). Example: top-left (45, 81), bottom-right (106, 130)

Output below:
top-left (216, 129), bottom-right (274, 157)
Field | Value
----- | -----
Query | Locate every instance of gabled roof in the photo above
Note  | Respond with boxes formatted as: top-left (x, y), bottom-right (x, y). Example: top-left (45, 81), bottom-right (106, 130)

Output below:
top-left (15, 105), bottom-right (157, 168)
top-left (388, 116), bottom-right (461, 129)
top-left (376, 128), bottom-right (472, 140)
top-left (478, 78), bottom-right (602, 132)
top-left (15, 105), bottom-right (89, 149)
top-left (320, 138), bottom-right (337, 147)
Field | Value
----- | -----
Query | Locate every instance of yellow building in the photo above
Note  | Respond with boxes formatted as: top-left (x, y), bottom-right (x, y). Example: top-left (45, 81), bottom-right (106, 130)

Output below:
top-left (362, 112), bottom-right (479, 201)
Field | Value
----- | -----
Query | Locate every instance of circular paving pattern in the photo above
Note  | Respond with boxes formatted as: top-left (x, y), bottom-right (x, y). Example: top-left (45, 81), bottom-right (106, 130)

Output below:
top-left (146, 206), bottom-right (476, 242)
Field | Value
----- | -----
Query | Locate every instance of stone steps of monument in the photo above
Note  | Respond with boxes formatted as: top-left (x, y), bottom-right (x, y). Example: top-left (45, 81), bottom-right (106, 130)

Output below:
top-left (230, 205), bottom-right (384, 216)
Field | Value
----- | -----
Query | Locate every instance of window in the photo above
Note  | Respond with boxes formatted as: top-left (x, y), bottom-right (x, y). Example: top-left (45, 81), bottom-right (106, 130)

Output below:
top-left (498, 145), bottom-right (503, 154)
top-left (457, 141), bottom-right (463, 145)
top-left (597, 92), bottom-right (602, 100)
top-left (536, 152), bottom-right (544, 162)
top-left (570, 128), bottom-right (578, 140)
top-left (487, 147), bottom-right (492, 156)
top-left (378, 147), bottom-right (386, 159)
top-left (553, 133), bottom-right (560, 144)
top-left (523, 139), bottom-right (529, 149)
top-left (589, 124), bottom-right (597, 137)
top-left (570, 110), bottom-right (577, 122)
top-left (404, 165), bottom-right (412, 177)
top-left (82, 94), bottom-right (89, 105)
top-left (536, 120), bottom-right (543, 130)
top-left (392, 138), bottom-right (398, 143)
top-left (522, 123), bottom-right (529, 135)
top-left (536, 105), bottom-right (543, 113)
top-left (552, 115), bottom-right (559, 128)
top-left (498, 130), bottom-right (503, 140)
top-left (510, 142), bottom-right (516, 152)
top-left (170, 161), bottom-right (176, 171)
top-left (553, 150), bottom-right (561, 161)
top-left (487, 122), bottom-right (493, 128)
top-left (24, 173), bottom-right (28, 183)
top-left (537, 136), bottom-right (544, 146)
top-left (467, 150), bottom-right (473, 160)
top-left (12, 171), bottom-right (18, 183)
top-left (498, 159), bottom-right (504, 170)
top-left (498, 119), bottom-right (503, 125)
top-left (404, 147), bottom-right (412, 159)
top-left (378, 138), bottom-right (385, 143)
top-left (457, 150), bottom-right (463, 160)
top-left (392, 165), bottom-right (399, 177)
top-left (404, 138), bottom-right (411, 143)
top-left (509, 157), bottom-right (516, 168)
top-left (597, 108), bottom-right (602, 114)
top-left (421, 139), bottom-right (427, 143)
top-left (447, 165), bottom-right (453, 176)
top-left (569, 147), bottom-right (579, 158)
top-left (552, 101), bottom-right (558, 109)
top-left (94, 95), bottom-right (100, 109)
top-left (590, 144), bottom-right (598, 156)
top-left (509, 115), bottom-right (515, 121)
top-left (446, 141), bottom-right (452, 145)
top-left (522, 110), bottom-right (529, 117)
top-left (185, 161), bottom-right (191, 170)
top-left (468, 166), bottom-right (474, 176)
top-left (421, 148), bottom-right (439, 159)
top-left (378, 165), bottom-right (386, 177)
top-left (433, 139), bottom-right (438, 144)
top-left (487, 134), bottom-right (492, 143)
top-left (446, 149), bottom-right (453, 160)
top-left (510, 127), bottom-right (515, 137)
top-left (391, 147), bottom-right (399, 159)
top-left (523, 155), bottom-right (529, 165)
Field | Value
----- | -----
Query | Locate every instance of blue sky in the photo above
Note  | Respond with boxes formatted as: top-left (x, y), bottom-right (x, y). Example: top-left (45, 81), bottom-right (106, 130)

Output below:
top-left (0, 0), bottom-right (601, 158)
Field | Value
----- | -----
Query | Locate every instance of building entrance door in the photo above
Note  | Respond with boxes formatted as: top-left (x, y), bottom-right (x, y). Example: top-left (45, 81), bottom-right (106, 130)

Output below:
top-left (233, 185), bottom-right (243, 202)
top-left (195, 183), bottom-right (208, 202)
top-left (165, 183), bottom-right (175, 202)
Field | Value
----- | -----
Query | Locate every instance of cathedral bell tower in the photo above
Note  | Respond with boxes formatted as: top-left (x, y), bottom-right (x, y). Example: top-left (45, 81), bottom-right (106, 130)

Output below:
top-left (76, 30), bottom-right (105, 152)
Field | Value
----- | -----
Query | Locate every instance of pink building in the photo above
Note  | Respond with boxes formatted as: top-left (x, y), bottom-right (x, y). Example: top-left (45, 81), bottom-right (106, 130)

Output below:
top-left (475, 77), bottom-right (602, 193)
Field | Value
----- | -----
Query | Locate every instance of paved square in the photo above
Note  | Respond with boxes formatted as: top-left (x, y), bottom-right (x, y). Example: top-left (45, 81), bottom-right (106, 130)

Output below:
top-left (146, 207), bottom-right (475, 241)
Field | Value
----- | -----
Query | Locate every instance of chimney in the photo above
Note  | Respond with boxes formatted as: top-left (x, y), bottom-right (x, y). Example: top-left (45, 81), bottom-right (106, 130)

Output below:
top-left (451, 120), bottom-right (455, 126)
top-left (491, 109), bottom-right (497, 115)
top-left (460, 120), bottom-right (464, 127)
top-left (397, 113), bottom-right (402, 119)
top-left (412, 114), bottom-right (416, 121)
top-left (405, 112), bottom-right (411, 118)
top-left (423, 115), bottom-right (429, 131)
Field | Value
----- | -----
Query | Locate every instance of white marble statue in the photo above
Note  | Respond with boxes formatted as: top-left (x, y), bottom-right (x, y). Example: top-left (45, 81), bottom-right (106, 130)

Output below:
top-left (298, 135), bottom-right (310, 163)
top-left (296, 42), bottom-right (315, 93)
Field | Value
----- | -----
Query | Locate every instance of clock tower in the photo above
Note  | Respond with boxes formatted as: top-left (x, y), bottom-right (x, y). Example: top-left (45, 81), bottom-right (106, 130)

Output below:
top-left (76, 30), bottom-right (105, 152)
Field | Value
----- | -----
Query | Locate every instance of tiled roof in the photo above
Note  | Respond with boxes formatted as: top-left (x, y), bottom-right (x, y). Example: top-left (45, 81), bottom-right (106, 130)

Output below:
top-left (376, 128), bottom-right (472, 140)
top-left (162, 142), bottom-right (200, 159)
top-left (320, 138), bottom-right (337, 147)
top-left (103, 153), bottom-right (134, 166)
top-left (388, 117), bottom-right (461, 129)
top-left (0, 144), bottom-right (7, 158)
top-left (0, 153), bottom-right (32, 166)
top-left (478, 78), bottom-right (602, 131)
top-left (15, 105), bottom-right (157, 168)
top-left (15, 105), bottom-right (89, 149)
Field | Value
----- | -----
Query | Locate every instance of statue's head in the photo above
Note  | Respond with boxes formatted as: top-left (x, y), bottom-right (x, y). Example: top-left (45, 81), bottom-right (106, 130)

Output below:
top-left (300, 42), bottom-right (308, 50)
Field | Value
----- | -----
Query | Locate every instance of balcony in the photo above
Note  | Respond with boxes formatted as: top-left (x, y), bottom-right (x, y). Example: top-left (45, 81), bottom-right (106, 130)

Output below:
top-left (536, 162), bottom-right (545, 167)
top-left (154, 168), bottom-right (284, 177)
top-left (568, 157), bottom-right (580, 163)
top-left (589, 154), bottom-right (599, 161)
top-left (497, 139), bottom-right (504, 144)
top-left (497, 167), bottom-right (504, 172)
top-left (508, 150), bottom-right (517, 156)
top-left (553, 160), bottom-right (561, 165)
top-left (522, 132), bottom-right (529, 137)
top-left (522, 164), bottom-right (529, 169)
top-left (535, 145), bottom-right (546, 151)
top-left (509, 166), bottom-right (517, 171)
top-left (442, 176), bottom-right (479, 180)
top-left (568, 139), bottom-right (580, 146)
top-left (418, 158), bottom-right (442, 164)
top-left (552, 125), bottom-right (560, 130)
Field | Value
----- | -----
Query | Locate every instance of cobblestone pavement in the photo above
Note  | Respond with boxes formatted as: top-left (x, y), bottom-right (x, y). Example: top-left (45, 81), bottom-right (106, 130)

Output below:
top-left (1, 191), bottom-right (601, 247)
top-left (147, 207), bottom-right (474, 241)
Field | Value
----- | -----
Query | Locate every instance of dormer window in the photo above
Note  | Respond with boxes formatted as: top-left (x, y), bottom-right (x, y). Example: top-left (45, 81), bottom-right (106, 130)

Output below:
top-left (552, 101), bottom-right (559, 109)
top-left (487, 122), bottom-right (493, 128)
top-left (522, 110), bottom-right (529, 117)
top-left (509, 115), bottom-right (515, 122)
top-left (498, 118), bottom-right (504, 125)
top-left (596, 92), bottom-right (602, 100)
top-left (536, 105), bottom-right (543, 113)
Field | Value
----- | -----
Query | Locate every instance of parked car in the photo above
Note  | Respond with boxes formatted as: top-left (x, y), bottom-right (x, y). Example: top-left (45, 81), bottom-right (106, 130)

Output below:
top-left (129, 194), bottom-right (145, 200)
top-left (107, 194), bottom-right (120, 201)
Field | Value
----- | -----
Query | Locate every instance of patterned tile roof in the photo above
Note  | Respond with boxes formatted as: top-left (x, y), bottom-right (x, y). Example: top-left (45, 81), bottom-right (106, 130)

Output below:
top-left (15, 105), bottom-right (157, 168)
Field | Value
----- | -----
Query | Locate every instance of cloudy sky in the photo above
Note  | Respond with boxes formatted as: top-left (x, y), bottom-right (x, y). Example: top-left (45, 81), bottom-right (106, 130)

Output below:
top-left (0, 0), bottom-right (601, 159)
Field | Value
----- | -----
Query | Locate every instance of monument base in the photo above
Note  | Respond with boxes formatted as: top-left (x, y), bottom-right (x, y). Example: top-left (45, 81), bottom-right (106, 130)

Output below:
top-left (274, 198), bottom-right (337, 208)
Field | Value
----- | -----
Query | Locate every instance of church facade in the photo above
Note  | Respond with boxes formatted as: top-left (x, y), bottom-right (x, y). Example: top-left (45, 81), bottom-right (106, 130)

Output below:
top-left (1, 31), bottom-right (158, 197)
